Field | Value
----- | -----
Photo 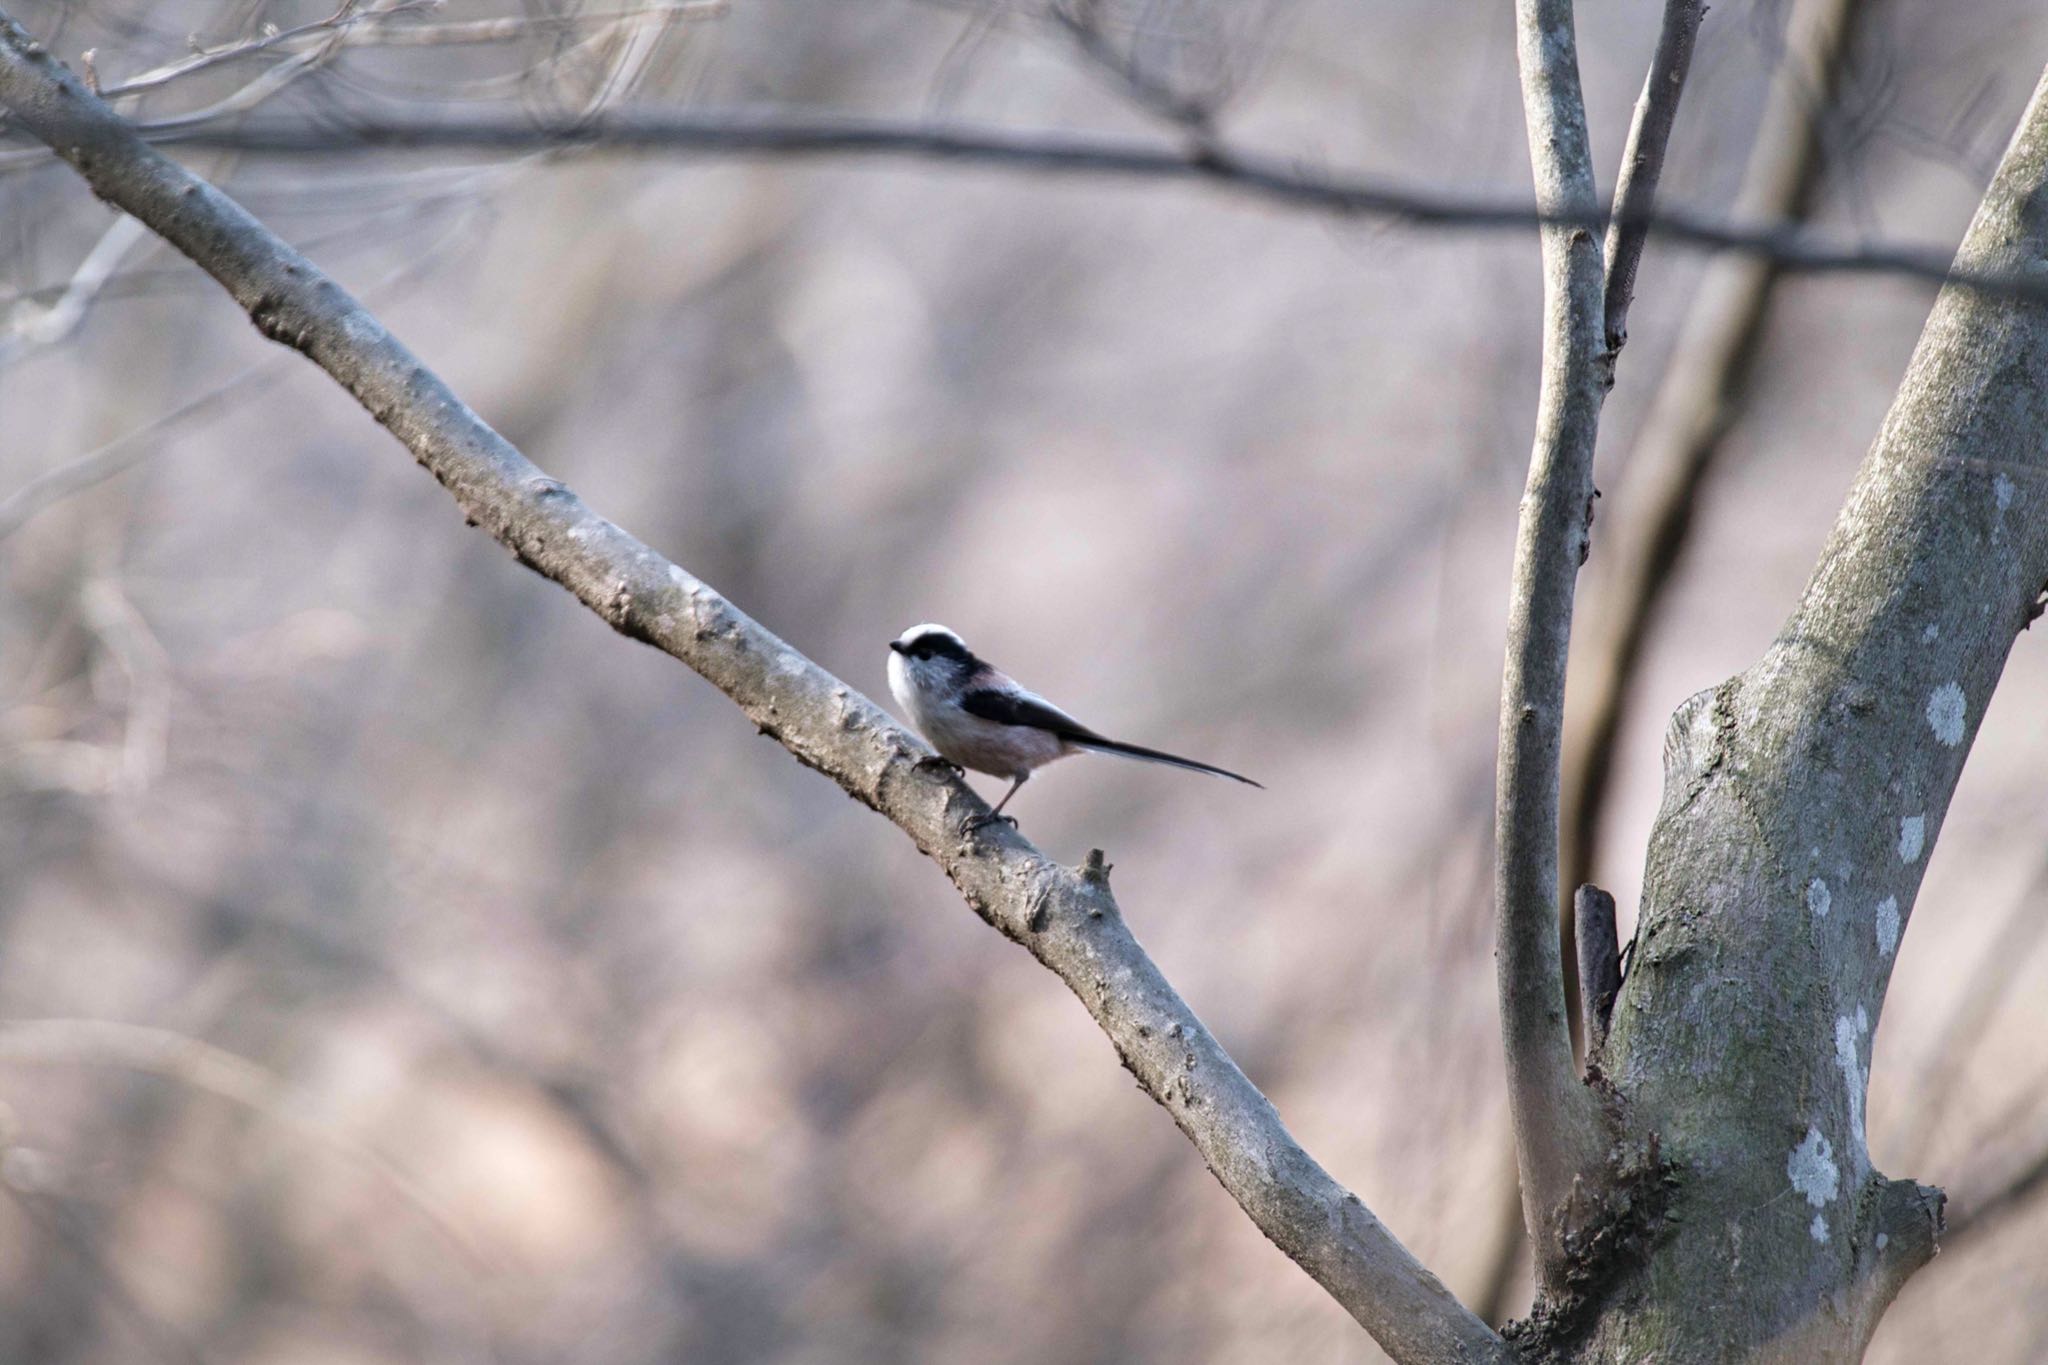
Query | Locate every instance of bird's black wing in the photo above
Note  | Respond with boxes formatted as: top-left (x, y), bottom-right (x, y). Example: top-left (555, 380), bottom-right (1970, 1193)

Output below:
top-left (959, 687), bottom-right (1104, 742)
top-left (961, 686), bottom-right (1261, 787)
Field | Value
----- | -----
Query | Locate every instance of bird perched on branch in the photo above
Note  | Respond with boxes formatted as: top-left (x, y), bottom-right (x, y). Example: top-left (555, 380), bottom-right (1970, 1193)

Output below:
top-left (887, 623), bottom-right (1261, 827)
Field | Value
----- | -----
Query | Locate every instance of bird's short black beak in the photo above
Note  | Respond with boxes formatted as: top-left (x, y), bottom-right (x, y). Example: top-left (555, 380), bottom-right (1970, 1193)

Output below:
top-left (889, 640), bottom-right (908, 655)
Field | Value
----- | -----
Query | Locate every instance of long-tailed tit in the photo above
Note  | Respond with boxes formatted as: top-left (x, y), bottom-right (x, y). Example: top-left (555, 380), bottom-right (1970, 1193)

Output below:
top-left (887, 623), bottom-right (1260, 825)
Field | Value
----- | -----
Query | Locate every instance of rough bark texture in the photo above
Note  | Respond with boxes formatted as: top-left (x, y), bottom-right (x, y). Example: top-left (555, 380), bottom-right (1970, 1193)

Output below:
top-left (0, 13), bottom-right (1513, 1364)
top-left (1580, 67), bottom-right (2048, 1364)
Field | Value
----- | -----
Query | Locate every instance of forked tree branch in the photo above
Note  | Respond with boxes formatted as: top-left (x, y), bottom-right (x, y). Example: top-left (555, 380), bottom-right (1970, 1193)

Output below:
top-left (1592, 66), bottom-right (2048, 1356)
top-left (1475, 0), bottom-right (1859, 1321)
top-left (1551, 0), bottom-right (1705, 1062)
top-left (1558, 0), bottom-right (1862, 1060)
top-left (0, 13), bottom-right (1510, 1363)
top-left (1498, 0), bottom-right (1612, 1292)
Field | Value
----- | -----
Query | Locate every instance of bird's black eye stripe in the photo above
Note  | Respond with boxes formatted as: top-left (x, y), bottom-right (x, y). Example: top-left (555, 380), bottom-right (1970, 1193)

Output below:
top-left (908, 633), bottom-right (972, 663)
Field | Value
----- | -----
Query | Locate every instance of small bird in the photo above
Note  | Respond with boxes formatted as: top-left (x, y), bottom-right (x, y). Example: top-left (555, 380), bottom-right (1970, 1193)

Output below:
top-left (887, 622), bottom-right (1261, 826)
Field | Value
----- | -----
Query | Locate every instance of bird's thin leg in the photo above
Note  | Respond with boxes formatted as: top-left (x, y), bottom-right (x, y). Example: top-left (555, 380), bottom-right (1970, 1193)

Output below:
top-left (967, 774), bottom-right (1027, 832)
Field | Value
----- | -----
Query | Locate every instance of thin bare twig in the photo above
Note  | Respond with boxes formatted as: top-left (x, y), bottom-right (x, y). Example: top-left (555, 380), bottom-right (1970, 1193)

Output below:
top-left (16, 109), bottom-right (2046, 307)
top-left (92, 1), bottom-right (721, 101)
top-left (1498, 0), bottom-right (1612, 1295)
top-left (1601, 0), bottom-right (1706, 357)
top-left (0, 182), bottom-right (502, 543)
top-left (0, 213), bottom-right (149, 365)
top-left (1054, 0), bottom-right (1217, 136)
top-left (0, 16), bottom-right (1508, 1362)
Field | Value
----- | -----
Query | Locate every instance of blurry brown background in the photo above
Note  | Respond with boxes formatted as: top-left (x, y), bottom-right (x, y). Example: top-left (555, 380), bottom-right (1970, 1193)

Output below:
top-left (3, 1), bottom-right (2047, 1361)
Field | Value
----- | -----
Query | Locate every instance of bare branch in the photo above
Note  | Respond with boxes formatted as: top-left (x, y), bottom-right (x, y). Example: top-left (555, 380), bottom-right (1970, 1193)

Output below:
top-left (12, 109), bottom-right (2048, 306)
top-left (1593, 66), bottom-right (2048, 1355)
top-left (92, 1), bottom-right (722, 101)
top-left (1053, 0), bottom-right (1217, 136)
top-left (0, 212), bottom-right (148, 365)
top-left (1600, 0), bottom-right (1705, 356)
top-left (0, 15), bottom-right (1508, 1362)
top-left (1499, 0), bottom-right (1611, 1293)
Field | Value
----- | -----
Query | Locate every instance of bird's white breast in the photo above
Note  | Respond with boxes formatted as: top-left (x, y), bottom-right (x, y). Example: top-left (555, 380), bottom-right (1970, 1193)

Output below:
top-left (888, 652), bottom-right (1070, 779)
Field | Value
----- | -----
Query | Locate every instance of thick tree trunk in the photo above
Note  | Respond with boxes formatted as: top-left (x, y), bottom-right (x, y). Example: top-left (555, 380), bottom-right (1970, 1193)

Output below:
top-left (1561, 68), bottom-right (2048, 1362)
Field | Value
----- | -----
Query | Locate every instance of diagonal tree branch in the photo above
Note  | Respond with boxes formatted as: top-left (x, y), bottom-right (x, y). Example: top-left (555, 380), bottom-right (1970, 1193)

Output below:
top-left (1497, 0), bottom-right (1612, 1294)
top-left (8, 110), bottom-right (2048, 306)
top-left (0, 13), bottom-right (1509, 1363)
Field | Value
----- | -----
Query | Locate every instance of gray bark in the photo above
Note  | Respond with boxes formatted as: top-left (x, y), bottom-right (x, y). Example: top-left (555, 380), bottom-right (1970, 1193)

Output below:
top-left (7, 2), bottom-right (2048, 1358)
top-left (1575, 66), bottom-right (2048, 1364)
top-left (1600, 0), bottom-right (1706, 358)
top-left (0, 12), bottom-right (1511, 1364)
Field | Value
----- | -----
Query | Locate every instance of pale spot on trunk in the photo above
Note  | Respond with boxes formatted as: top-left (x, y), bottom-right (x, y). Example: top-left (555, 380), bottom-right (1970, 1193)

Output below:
top-left (1926, 683), bottom-right (1967, 747)
top-left (1898, 815), bottom-right (1925, 864)
top-left (1789, 1127), bottom-right (1839, 1207)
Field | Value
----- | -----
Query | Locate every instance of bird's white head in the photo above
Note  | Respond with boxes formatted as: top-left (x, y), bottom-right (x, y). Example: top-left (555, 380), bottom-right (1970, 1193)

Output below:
top-left (888, 623), bottom-right (979, 716)
top-left (891, 623), bottom-right (969, 659)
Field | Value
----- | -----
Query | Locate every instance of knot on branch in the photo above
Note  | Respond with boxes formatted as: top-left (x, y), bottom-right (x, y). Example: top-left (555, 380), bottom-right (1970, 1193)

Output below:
top-left (1082, 848), bottom-right (1113, 888)
top-left (249, 290), bottom-right (313, 352)
top-left (1506, 1131), bottom-right (1679, 1361)
top-left (1574, 884), bottom-right (1621, 1058)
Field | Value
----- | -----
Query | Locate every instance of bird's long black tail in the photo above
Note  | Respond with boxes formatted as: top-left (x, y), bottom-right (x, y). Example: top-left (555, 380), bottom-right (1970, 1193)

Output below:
top-left (1070, 737), bottom-right (1262, 788)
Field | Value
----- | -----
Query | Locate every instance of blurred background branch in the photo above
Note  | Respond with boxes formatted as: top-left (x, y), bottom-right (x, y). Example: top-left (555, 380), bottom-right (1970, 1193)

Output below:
top-left (1, 1), bottom-right (2045, 1361)
top-left (19, 111), bottom-right (2048, 305)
